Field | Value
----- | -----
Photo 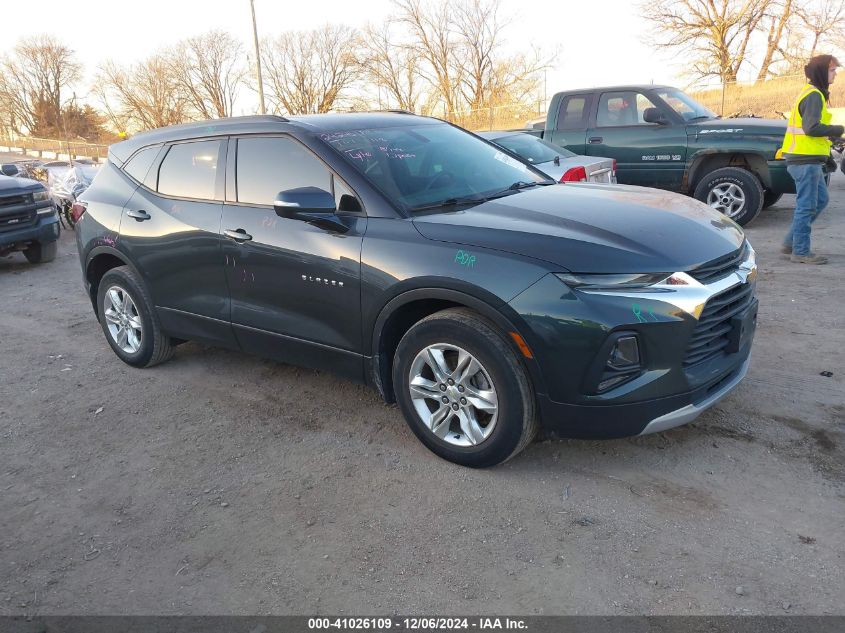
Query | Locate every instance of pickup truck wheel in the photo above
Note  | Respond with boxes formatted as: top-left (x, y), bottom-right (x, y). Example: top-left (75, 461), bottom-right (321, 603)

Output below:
top-left (393, 308), bottom-right (537, 468)
top-left (97, 266), bottom-right (174, 368)
top-left (693, 167), bottom-right (764, 226)
top-left (762, 191), bottom-right (783, 209)
top-left (23, 241), bottom-right (57, 264)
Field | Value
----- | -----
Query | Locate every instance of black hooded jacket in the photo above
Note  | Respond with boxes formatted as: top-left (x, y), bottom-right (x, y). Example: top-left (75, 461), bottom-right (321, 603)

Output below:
top-left (785, 55), bottom-right (845, 163)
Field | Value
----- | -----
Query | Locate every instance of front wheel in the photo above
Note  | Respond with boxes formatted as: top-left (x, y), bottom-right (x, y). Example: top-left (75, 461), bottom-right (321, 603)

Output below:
top-left (392, 308), bottom-right (537, 467)
top-left (23, 241), bottom-right (57, 264)
top-left (693, 167), bottom-right (764, 226)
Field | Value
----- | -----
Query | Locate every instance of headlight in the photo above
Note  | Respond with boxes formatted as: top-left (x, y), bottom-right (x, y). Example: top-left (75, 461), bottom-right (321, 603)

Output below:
top-left (32, 190), bottom-right (50, 202)
top-left (555, 272), bottom-right (671, 289)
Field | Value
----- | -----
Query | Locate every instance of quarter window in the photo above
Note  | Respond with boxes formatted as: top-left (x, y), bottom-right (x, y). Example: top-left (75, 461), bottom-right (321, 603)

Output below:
top-left (236, 137), bottom-right (332, 205)
top-left (157, 141), bottom-right (221, 200)
top-left (123, 145), bottom-right (160, 184)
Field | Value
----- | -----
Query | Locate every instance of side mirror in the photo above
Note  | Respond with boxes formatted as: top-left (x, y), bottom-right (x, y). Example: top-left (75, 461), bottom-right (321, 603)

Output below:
top-left (1, 165), bottom-right (19, 177)
top-left (643, 107), bottom-right (668, 125)
top-left (274, 186), bottom-right (336, 217)
top-left (274, 186), bottom-right (350, 233)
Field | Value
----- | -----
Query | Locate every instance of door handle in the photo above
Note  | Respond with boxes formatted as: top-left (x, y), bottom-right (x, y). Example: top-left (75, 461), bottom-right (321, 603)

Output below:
top-left (588, 137), bottom-right (603, 144)
top-left (224, 228), bottom-right (253, 243)
top-left (126, 209), bottom-right (151, 221)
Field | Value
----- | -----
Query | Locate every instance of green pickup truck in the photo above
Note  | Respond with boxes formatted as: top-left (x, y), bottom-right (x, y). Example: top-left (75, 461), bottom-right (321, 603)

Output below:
top-left (538, 85), bottom-right (794, 225)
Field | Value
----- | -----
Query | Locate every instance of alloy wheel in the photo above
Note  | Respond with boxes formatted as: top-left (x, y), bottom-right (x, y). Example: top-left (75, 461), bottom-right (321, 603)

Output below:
top-left (103, 285), bottom-right (143, 354)
top-left (408, 343), bottom-right (499, 447)
top-left (707, 183), bottom-right (746, 219)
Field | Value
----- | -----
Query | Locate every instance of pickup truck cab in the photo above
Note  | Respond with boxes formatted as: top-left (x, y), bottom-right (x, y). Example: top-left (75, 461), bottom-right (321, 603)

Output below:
top-left (542, 85), bottom-right (794, 225)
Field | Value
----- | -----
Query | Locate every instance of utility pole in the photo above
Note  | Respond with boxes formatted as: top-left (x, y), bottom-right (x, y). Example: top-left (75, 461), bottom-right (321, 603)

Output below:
top-left (250, 0), bottom-right (267, 115)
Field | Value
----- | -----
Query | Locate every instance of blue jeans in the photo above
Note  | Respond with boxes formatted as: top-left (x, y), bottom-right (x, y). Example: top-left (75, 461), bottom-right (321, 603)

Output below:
top-left (785, 163), bottom-right (829, 256)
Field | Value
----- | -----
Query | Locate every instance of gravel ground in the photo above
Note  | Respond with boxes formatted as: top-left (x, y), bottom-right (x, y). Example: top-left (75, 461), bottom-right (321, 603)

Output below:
top-left (1, 163), bottom-right (843, 616)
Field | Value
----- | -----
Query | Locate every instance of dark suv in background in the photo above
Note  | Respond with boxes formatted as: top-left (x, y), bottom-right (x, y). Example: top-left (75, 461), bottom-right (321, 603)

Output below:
top-left (0, 173), bottom-right (60, 263)
top-left (76, 113), bottom-right (757, 467)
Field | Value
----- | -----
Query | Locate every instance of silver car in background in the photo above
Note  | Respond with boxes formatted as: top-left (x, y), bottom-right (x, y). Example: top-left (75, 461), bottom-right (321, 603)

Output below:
top-left (477, 130), bottom-right (616, 184)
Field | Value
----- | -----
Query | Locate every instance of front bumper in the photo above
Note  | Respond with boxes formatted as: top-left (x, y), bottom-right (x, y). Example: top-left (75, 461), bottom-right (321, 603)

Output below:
top-left (536, 348), bottom-right (751, 439)
top-left (0, 211), bottom-right (60, 249)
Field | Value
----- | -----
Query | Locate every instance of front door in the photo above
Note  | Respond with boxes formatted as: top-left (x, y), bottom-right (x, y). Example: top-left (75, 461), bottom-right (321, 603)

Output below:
top-left (220, 135), bottom-right (366, 381)
top-left (586, 90), bottom-right (687, 190)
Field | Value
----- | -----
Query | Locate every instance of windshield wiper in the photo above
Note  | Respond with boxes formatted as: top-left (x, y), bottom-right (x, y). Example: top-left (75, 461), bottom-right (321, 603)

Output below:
top-left (487, 180), bottom-right (550, 200)
top-left (408, 196), bottom-right (486, 213)
top-left (688, 115), bottom-right (713, 122)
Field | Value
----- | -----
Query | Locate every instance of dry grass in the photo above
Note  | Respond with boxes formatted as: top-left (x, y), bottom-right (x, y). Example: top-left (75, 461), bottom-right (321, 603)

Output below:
top-left (690, 76), bottom-right (845, 119)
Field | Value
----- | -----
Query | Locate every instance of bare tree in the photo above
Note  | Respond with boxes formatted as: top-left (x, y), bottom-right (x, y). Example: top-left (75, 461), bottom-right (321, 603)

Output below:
top-left (359, 21), bottom-right (422, 111)
top-left (0, 36), bottom-right (81, 135)
top-left (261, 24), bottom-right (360, 115)
top-left (756, 0), bottom-right (797, 80)
top-left (169, 31), bottom-right (248, 119)
top-left (643, 0), bottom-right (771, 82)
top-left (797, 0), bottom-right (845, 57)
top-left (393, 0), bottom-right (464, 114)
top-left (95, 55), bottom-right (190, 131)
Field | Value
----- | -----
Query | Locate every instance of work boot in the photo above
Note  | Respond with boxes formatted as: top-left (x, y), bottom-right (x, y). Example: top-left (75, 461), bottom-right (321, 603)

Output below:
top-left (780, 244), bottom-right (792, 254)
top-left (790, 253), bottom-right (828, 264)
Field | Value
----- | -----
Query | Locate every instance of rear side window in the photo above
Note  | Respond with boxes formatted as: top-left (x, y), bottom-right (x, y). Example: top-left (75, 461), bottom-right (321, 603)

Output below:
top-left (236, 136), bottom-right (331, 205)
top-left (157, 140), bottom-right (221, 200)
top-left (556, 95), bottom-right (591, 130)
top-left (123, 145), bottom-right (160, 183)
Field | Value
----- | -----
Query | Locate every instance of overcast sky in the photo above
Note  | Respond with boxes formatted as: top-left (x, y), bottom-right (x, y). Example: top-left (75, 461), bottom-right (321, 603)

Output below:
top-left (10, 0), bottom-right (698, 114)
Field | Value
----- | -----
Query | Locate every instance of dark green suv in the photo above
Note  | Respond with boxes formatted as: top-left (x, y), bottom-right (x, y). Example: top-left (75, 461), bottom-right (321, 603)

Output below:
top-left (541, 85), bottom-right (794, 225)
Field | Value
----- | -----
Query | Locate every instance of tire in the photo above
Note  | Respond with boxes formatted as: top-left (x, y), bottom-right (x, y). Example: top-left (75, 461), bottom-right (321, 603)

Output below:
top-left (23, 240), bottom-right (57, 264)
top-left (692, 167), bottom-right (764, 226)
top-left (392, 308), bottom-right (537, 468)
top-left (96, 265), bottom-right (174, 368)
top-left (762, 191), bottom-right (783, 209)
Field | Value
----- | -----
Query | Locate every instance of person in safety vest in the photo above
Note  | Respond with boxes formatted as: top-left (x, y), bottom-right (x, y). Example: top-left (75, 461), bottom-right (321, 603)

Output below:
top-left (780, 54), bottom-right (844, 264)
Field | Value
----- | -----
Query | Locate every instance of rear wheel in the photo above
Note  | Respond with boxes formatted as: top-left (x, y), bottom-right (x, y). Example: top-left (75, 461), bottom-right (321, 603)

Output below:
top-left (97, 266), bottom-right (174, 368)
top-left (392, 308), bottom-right (537, 468)
top-left (23, 241), bottom-right (57, 264)
top-left (693, 167), bottom-right (764, 226)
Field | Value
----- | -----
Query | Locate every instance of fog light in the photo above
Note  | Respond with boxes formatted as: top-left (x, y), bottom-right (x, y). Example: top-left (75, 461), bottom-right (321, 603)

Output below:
top-left (608, 336), bottom-right (640, 369)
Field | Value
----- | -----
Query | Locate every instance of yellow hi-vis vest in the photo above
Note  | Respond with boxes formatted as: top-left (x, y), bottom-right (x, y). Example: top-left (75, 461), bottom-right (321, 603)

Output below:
top-left (781, 84), bottom-right (833, 156)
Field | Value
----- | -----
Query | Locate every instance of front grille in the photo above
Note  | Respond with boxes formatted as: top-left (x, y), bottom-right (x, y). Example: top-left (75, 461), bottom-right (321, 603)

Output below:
top-left (683, 281), bottom-right (755, 367)
top-left (688, 243), bottom-right (748, 284)
top-left (0, 194), bottom-right (29, 208)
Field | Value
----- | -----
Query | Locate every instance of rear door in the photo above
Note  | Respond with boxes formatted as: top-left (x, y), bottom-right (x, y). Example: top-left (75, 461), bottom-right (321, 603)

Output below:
top-left (118, 138), bottom-right (235, 347)
top-left (545, 93), bottom-right (592, 154)
top-left (585, 90), bottom-right (687, 190)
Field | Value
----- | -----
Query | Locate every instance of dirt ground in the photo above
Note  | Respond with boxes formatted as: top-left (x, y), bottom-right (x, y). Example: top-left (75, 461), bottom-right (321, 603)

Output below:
top-left (1, 159), bottom-right (843, 616)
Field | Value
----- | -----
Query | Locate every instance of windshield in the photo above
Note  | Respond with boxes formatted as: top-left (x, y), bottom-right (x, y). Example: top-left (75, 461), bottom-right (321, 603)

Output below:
top-left (319, 123), bottom-right (550, 212)
top-left (491, 134), bottom-right (576, 163)
top-left (655, 88), bottom-right (717, 122)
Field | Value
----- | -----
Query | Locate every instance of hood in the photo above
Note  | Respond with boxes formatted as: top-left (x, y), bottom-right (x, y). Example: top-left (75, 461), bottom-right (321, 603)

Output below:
top-left (0, 174), bottom-right (44, 192)
top-left (688, 117), bottom-right (787, 138)
top-left (412, 183), bottom-right (744, 273)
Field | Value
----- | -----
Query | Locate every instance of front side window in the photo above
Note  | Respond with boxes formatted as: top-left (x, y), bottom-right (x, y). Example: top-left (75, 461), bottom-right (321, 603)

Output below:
top-left (236, 136), bottom-right (332, 206)
top-left (157, 141), bottom-right (221, 200)
top-left (493, 134), bottom-right (576, 164)
top-left (320, 122), bottom-right (549, 212)
top-left (596, 92), bottom-right (661, 127)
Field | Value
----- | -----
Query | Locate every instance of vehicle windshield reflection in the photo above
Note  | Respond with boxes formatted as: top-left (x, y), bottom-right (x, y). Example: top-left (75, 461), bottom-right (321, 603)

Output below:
top-left (656, 88), bottom-right (718, 122)
top-left (319, 123), bottom-right (551, 213)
